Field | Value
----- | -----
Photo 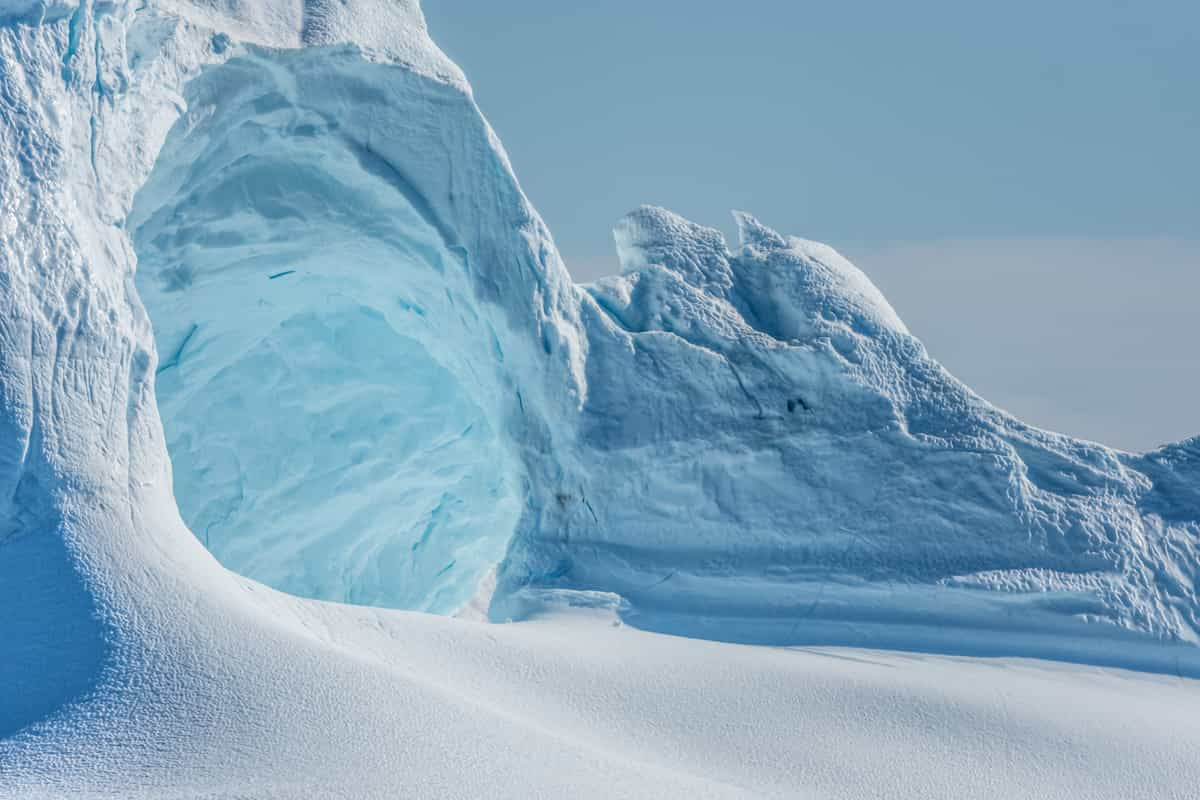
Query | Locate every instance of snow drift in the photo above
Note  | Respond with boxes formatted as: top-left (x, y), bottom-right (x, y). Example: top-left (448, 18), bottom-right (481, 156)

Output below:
top-left (1, 0), bottom-right (1198, 761)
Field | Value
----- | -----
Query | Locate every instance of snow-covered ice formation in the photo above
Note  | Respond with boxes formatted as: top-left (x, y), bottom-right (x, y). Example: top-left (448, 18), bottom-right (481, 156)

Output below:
top-left (1, 1), bottom-right (1198, 795)
top-left (527, 207), bottom-right (1200, 672)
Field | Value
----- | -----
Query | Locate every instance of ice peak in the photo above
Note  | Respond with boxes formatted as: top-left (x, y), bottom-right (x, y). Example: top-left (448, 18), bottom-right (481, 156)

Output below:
top-left (732, 210), bottom-right (787, 250)
top-left (612, 205), bottom-right (734, 293)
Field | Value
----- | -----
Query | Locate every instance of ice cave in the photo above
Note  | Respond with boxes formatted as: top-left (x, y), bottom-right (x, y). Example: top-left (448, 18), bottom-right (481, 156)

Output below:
top-left (131, 48), bottom-right (525, 612)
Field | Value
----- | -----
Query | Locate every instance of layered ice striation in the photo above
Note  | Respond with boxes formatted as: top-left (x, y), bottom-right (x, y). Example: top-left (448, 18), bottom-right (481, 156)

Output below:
top-left (0, 0), bottom-right (1197, 710)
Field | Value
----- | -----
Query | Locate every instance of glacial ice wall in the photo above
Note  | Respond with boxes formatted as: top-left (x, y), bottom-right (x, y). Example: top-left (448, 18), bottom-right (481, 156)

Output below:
top-left (0, 0), bottom-right (1197, 725)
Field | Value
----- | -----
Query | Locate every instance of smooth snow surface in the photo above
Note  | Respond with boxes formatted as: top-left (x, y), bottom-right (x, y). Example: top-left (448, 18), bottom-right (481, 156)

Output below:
top-left (4, 604), bottom-right (1199, 800)
top-left (1, 1), bottom-right (1199, 796)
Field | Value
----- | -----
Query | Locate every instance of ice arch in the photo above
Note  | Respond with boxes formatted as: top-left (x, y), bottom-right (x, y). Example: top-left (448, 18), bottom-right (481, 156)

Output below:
top-left (131, 48), bottom-right (525, 612)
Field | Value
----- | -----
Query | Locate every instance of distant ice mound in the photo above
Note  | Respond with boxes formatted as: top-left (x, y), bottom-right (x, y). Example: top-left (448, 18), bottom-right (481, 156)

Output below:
top-left (0, 0), bottom-right (1197, 746)
top-left (498, 205), bottom-right (1199, 670)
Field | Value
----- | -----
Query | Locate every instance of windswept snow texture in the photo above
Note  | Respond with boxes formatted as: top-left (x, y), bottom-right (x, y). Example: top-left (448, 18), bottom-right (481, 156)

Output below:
top-left (0, 1), bottom-right (1199, 792)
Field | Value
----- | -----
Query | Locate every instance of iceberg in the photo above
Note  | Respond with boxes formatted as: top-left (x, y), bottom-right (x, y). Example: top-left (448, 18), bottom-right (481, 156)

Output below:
top-left (506, 205), bottom-right (1200, 672)
top-left (1, 1), bottom-right (1198, 795)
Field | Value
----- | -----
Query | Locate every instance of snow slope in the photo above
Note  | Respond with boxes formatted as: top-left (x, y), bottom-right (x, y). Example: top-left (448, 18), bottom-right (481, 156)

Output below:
top-left (0, 0), bottom-right (1198, 795)
top-left (4, 602), bottom-right (1199, 800)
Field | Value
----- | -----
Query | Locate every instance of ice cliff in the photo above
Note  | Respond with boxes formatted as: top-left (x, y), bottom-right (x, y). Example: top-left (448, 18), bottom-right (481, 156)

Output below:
top-left (1, 0), bottom-right (1198, 742)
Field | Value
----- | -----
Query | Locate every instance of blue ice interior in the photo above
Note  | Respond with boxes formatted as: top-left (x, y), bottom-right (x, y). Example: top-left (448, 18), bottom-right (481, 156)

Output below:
top-left (129, 50), bottom-right (523, 613)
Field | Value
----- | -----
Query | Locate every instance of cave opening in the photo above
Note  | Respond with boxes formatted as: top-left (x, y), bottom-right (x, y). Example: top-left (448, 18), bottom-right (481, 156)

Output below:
top-left (129, 48), bottom-right (523, 613)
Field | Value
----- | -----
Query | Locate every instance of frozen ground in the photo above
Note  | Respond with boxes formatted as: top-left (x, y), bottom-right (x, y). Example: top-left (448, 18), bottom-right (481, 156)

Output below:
top-left (3, 599), bottom-right (1199, 800)
top-left (1, 1), bottom-right (1198, 797)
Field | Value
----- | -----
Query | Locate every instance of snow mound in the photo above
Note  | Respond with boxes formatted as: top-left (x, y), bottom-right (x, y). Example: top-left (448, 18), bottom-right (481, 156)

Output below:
top-left (0, 0), bottom-right (1198, 780)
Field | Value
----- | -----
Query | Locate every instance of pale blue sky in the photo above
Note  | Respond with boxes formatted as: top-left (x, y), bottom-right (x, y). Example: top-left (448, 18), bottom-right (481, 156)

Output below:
top-left (424, 1), bottom-right (1198, 451)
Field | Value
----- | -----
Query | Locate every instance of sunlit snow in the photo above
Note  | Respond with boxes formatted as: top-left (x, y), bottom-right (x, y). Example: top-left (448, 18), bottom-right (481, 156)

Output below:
top-left (1, 1), bottom-right (1197, 797)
